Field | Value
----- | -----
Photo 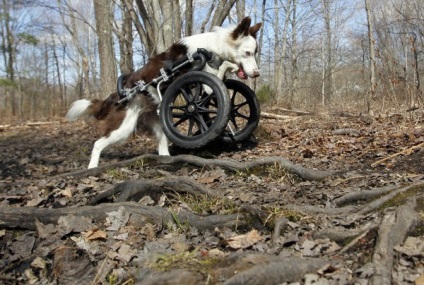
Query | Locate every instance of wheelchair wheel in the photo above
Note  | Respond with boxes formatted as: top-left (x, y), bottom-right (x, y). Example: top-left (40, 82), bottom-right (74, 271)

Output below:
top-left (160, 71), bottom-right (231, 149)
top-left (220, 79), bottom-right (261, 143)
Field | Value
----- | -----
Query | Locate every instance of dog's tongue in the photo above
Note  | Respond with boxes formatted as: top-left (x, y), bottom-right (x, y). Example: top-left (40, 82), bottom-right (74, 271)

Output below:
top-left (237, 67), bottom-right (248, 80)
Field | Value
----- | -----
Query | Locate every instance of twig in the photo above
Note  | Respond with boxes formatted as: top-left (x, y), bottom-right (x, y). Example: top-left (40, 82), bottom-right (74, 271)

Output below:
top-left (371, 142), bottom-right (424, 167)
top-left (260, 112), bottom-right (293, 120)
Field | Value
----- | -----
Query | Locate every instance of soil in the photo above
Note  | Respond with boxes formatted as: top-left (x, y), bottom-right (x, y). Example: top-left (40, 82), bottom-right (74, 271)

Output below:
top-left (0, 111), bottom-right (423, 285)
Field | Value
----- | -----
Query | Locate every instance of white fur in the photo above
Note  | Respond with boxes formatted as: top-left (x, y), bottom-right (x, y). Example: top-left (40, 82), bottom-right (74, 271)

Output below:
top-left (88, 99), bottom-right (142, 168)
top-left (180, 26), bottom-right (260, 79)
top-left (66, 99), bottom-right (92, 121)
top-left (66, 97), bottom-right (169, 169)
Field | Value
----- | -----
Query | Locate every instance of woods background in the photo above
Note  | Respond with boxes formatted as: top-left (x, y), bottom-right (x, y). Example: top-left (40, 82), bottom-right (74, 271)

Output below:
top-left (0, 0), bottom-right (423, 124)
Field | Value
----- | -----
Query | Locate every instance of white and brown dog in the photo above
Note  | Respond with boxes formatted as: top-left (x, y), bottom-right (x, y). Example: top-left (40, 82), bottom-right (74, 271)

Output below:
top-left (66, 17), bottom-right (262, 168)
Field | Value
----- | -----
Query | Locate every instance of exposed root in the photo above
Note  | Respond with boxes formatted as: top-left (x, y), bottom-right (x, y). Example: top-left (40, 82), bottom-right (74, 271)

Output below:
top-left (369, 202), bottom-right (419, 285)
top-left (56, 154), bottom-right (337, 181)
top-left (0, 202), bottom-right (248, 231)
top-left (357, 181), bottom-right (424, 215)
top-left (271, 217), bottom-right (289, 245)
top-left (332, 185), bottom-right (399, 207)
top-left (89, 176), bottom-right (219, 205)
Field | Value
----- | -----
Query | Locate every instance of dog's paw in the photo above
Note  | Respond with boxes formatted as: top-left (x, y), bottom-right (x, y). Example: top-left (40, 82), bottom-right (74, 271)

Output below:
top-left (222, 61), bottom-right (239, 73)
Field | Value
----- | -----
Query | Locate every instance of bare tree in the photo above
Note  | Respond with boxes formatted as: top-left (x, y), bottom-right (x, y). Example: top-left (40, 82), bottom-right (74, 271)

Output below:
top-left (321, 0), bottom-right (333, 106)
top-left (57, 0), bottom-right (91, 98)
top-left (273, 0), bottom-right (292, 102)
top-left (113, 0), bottom-right (134, 74)
top-left (93, 0), bottom-right (117, 95)
top-left (185, 0), bottom-right (193, 35)
top-left (365, 0), bottom-right (376, 113)
top-left (122, 0), bottom-right (237, 56)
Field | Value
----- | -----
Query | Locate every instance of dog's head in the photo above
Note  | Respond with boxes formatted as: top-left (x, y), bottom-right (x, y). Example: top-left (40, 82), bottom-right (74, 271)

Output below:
top-left (230, 17), bottom-right (262, 79)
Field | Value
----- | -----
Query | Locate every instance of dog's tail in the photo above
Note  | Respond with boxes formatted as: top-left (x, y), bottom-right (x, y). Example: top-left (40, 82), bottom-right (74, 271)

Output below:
top-left (66, 94), bottom-right (120, 121)
top-left (66, 99), bottom-right (95, 121)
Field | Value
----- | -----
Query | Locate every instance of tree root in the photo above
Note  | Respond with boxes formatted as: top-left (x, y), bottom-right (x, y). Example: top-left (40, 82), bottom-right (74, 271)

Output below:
top-left (332, 185), bottom-right (400, 207)
top-left (270, 217), bottom-right (289, 245)
top-left (56, 154), bottom-right (337, 181)
top-left (357, 181), bottom-right (424, 215)
top-left (369, 202), bottom-right (419, 285)
top-left (0, 202), bottom-right (248, 231)
top-left (133, 253), bottom-right (332, 285)
top-left (89, 176), bottom-right (220, 205)
top-left (214, 253), bottom-right (332, 285)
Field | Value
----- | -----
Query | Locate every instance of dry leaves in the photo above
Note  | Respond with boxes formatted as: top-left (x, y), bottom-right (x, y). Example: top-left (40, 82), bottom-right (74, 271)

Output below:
top-left (225, 229), bottom-right (263, 249)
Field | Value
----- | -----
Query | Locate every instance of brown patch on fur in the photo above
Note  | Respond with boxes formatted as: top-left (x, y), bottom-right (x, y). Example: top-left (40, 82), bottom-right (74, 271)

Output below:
top-left (88, 43), bottom-right (190, 137)
top-left (231, 17), bottom-right (252, 40)
top-left (124, 43), bottom-right (188, 88)
top-left (249, 23), bottom-right (262, 39)
top-left (86, 93), bottom-right (126, 136)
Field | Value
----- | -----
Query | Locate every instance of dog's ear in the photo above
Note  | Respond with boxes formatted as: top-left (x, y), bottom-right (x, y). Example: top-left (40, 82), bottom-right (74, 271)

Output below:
top-left (232, 17), bottom-right (252, 39)
top-left (249, 23), bottom-right (262, 39)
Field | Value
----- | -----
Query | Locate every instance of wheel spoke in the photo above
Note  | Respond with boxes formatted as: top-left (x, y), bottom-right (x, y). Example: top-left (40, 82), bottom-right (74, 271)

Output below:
top-left (230, 91), bottom-right (239, 105)
top-left (173, 113), bottom-right (189, 127)
top-left (193, 82), bottom-right (202, 102)
top-left (180, 87), bottom-right (193, 103)
top-left (197, 106), bottom-right (217, 115)
top-left (233, 111), bottom-right (250, 120)
top-left (229, 116), bottom-right (240, 131)
top-left (187, 117), bottom-right (196, 136)
top-left (233, 101), bottom-right (249, 111)
top-left (193, 114), bottom-right (209, 132)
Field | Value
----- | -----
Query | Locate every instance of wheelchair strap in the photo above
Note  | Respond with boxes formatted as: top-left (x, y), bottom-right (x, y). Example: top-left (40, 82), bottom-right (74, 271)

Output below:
top-left (207, 53), bottom-right (224, 70)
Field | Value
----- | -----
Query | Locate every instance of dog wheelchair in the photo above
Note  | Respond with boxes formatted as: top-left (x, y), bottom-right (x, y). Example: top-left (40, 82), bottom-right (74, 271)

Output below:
top-left (117, 48), bottom-right (260, 149)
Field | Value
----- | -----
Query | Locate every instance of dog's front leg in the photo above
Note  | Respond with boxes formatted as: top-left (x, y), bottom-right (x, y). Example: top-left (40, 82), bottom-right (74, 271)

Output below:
top-left (88, 104), bottom-right (141, 169)
top-left (216, 61), bottom-right (239, 80)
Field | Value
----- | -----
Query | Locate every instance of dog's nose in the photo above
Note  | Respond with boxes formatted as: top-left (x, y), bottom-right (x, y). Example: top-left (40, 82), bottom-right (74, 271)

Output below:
top-left (253, 70), bottom-right (260, 78)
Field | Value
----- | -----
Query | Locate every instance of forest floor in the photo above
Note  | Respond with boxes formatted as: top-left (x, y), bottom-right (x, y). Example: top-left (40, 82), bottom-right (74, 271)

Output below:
top-left (0, 108), bottom-right (423, 285)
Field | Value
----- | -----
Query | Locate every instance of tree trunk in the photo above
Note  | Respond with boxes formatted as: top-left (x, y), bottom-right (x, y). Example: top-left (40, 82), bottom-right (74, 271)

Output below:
top-left (2, 0), bottom-right (15, 82)
top-left (322, 0), bottom-right (333, 105)
top-left (115, 0), bottom-right (134, 74)
top-left (274, 0), bottom-right (292, 103)
top-left (93, 0), bottom-right (117, 95)
top-left (236, 0), bottom-right (246, 22)
top-left (185, 0), bottom-right (193, 35)
top-left (289, 0), bottom-right (298, 106)
top-left (365, 0), bottom-right (376, 114)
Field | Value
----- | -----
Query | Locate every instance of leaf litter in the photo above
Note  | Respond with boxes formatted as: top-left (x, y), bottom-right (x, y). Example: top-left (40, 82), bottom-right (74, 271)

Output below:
top-left (0, 114), bottom-right (423, 284)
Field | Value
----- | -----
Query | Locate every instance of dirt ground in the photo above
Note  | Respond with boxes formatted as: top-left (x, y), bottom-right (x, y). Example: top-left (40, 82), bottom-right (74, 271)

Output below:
top-left (0, 110), bottom-right (423, 284)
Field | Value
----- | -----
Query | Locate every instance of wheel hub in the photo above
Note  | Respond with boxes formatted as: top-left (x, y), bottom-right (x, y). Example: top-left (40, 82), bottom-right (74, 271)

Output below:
top-left (187, 103), bottom-right (196, 114)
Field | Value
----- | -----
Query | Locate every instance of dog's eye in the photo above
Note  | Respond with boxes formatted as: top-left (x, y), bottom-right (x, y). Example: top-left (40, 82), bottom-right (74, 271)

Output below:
top-left (245, 52), bottom-right (252, 57)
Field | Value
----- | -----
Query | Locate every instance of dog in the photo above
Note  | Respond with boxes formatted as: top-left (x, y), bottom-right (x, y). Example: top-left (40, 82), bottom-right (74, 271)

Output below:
top-left (66, 16), bottom-right (262, 168)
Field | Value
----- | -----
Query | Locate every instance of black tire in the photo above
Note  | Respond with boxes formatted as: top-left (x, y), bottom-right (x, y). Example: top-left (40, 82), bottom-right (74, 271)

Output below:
top-left (160, 71), bottom-right (231, 149)
top-left (220, 79), bottom-right (261, 143)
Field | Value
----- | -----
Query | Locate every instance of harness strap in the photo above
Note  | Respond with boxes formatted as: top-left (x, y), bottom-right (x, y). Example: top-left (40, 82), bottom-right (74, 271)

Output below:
top-left (207, 53), bottom-right (224, 70)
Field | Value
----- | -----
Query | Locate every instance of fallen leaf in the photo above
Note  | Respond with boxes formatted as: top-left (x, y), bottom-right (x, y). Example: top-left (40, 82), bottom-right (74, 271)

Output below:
top-left (60, 188), bottom-right (73, 198)
top-left (84, 228), bottom-right (107, 240)
top-left (111, 243), bottom-right (137, 263)
top-left (226, 229), bottom-right (262, 249)
top-left (24, 268), bottom-right (38, 285)
top-left (415, 273), bottom-right (424, 285)
top-left (106, 206), bottom-right (130, 231)
top-left (113, 232), bottom-right (129, 241)
top-left (26, 197), bottom-right (44, 207)
top-left (0, 229), bottom-right (5, 237)
top-left (394, 237), bottom-right (424, 257)
top-left (31, 256), bottom-right (46, 269)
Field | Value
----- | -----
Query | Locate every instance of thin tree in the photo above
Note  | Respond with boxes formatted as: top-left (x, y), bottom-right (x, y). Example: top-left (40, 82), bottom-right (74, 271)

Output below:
top-left (93, 0), bottom-right (117, 95)
top-left (365, 0), bottom-right (376, 114)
